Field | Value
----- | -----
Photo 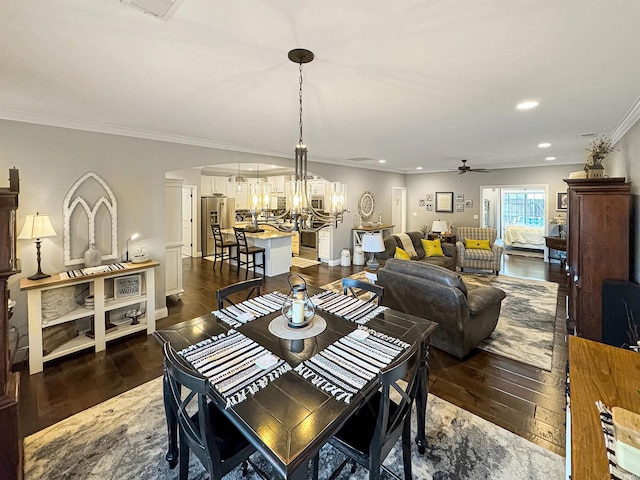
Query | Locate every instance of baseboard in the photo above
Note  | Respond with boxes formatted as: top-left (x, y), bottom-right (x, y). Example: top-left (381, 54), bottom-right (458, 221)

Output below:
top-left (156, 307), bottom-right (168, 320)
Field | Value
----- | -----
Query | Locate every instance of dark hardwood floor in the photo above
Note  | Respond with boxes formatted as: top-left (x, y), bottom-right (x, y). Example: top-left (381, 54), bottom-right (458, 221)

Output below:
top-left (18, 254), bottom-right (568, 457)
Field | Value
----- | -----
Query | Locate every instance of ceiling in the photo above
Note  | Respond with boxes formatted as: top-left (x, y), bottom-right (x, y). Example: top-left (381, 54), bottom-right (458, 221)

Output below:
top-left (2, 1), bottom-right (639, 174)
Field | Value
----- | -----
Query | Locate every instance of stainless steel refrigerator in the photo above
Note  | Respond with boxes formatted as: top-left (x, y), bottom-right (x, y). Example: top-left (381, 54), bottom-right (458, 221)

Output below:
top-left (201, 196), bottom-right (235, 256)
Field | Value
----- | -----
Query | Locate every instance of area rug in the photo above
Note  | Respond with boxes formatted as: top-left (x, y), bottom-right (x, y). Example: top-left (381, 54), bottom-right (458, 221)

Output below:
top-left (292, 256), bottom-right (321, 268)
top-left (320, 271), bottom-right (369, 295)
top-left (322, 271), bottom-right (558, 370)
top-left (462, 273), bottom-right (558, 371)
top-left (23, 377), bottom-right (564, 480)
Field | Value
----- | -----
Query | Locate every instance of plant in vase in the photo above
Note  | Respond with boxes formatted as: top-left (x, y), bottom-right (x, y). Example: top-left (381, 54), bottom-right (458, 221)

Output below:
top-left (584, 136), bottom-right (614, 178)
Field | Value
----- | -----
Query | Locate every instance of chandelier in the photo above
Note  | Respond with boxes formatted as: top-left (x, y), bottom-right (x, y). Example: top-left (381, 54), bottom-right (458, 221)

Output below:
top-left (247, 49), bottom-right (347, 233)
top-left (285, 48), bottom-right (346, 232)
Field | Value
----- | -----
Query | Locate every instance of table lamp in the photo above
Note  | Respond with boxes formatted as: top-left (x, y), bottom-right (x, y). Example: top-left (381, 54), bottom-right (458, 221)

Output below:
top-left (126, 232), bottom-right (140, 262)
top-left (18, 212), bottom-right (57, 280)
top-left (431, 220), bottom-right (448, 237)
top-left (361, 233), bottom-right (385, 270)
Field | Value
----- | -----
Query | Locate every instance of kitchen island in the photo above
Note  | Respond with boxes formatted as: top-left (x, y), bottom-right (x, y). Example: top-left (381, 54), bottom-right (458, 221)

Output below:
top-left (222, 227), bottom-right (295, 277)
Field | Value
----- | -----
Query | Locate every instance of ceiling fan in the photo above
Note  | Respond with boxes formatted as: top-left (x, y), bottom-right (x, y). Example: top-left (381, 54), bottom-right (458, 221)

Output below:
top-left (455, 159), bottom-right (491, 175)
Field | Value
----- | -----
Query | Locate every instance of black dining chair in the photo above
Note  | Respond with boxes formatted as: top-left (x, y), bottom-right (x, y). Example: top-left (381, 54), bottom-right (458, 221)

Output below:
top-left (233, 227), bottom-right (266, 282)
top-left (341, 278), bottom-right (384, 306)
top-left (216, 278), bottom-right (263, 310)
top-left (162, 342), bottom-right (269, 480)
top-left (317, 341), bottom-right (421, 480)
top-left (211, 223), bottom-right (237, 271)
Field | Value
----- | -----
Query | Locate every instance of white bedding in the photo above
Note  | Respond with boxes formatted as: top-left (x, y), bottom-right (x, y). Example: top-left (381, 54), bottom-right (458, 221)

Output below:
top-left (504, 226), bottom-right (545, 247)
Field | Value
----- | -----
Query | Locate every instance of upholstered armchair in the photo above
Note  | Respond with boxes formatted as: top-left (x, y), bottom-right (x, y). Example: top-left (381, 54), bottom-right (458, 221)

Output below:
top-left (456, 227), bottom-right (503, 276)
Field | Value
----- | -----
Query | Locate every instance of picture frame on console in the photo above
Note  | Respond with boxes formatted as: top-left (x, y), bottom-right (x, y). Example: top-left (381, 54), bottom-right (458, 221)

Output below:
top-left (114, 275), bottom-right (142, 299)
top-left (436, 192), bottom-right (454, 212)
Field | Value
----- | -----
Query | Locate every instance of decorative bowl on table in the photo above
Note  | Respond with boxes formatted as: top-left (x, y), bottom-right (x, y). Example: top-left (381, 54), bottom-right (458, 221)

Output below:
top-left (131, 253), bottom-right (150, 264)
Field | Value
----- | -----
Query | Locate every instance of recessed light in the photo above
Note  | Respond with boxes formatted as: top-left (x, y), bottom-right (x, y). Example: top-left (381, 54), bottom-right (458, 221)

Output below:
top-left (538, 142), bottom-right (551, 148)
top-left (378, 159), bottom-right (386, 164)
top-left (416, 167), bottom-right (423, 170)
top-left (517, 100), bottom-right (539, 110)
top-left (545, 156), bottom-right (556, 161)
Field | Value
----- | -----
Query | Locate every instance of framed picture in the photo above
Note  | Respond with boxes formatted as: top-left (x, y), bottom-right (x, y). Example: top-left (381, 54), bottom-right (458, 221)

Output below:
top-left (426, 194), bottom-right (434, 202)
top-left (456, 203), bottom-right (464, 212)
top-left (418, 199), bottom-right (426, 207)
top-left (464, 199), bottom-right (473, 208)
top-left (556, 191), bottom-right (568, 211)
top-left (435, 192), bottom-right (454, 212)
top-left (455, 193), bottom-right (464, 202)
top-left (114, 274), bottom-right (142, 299)
top-left (426, 203), bottom-right (433, 211)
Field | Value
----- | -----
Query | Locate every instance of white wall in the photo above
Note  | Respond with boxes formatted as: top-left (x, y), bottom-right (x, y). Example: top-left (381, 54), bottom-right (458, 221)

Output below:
top-left (0, 120), bottom-right (293, 347)
top-left (609, 116), bottom-right (640, 281)
top-left (404, 164), bottom-right (580, 233)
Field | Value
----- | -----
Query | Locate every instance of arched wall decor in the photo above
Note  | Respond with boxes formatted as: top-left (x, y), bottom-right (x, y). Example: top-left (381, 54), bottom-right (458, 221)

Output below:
top-left (63, 172), bottom-right (118, 266)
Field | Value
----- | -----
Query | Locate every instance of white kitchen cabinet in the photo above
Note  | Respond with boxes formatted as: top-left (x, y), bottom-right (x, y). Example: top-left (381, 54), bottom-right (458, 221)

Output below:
top-left (200, 176), bottom-right (214, 196)
top-left (20, 261), bottom-right (158, 374)
top-left (267, 175), bottom-right (286, 194)
top-left (318, 227), bottom-right (332, 262)
top-left (213, 176), bottom-right (228, 195)
top-left (308, 179), bottom-right (327, 196)
top-left (228, 182), bottom-right (248, 209)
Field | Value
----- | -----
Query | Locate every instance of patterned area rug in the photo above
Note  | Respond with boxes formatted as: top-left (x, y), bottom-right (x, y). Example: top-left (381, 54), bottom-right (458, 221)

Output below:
top-left (23, 376), bottom-right (564, 480)
top-left (291, 256), bottom-right (321, 268)
top-left (322, 270), bottom-right (558, 370)
top-left (462, 273), bottom-right (558, 370)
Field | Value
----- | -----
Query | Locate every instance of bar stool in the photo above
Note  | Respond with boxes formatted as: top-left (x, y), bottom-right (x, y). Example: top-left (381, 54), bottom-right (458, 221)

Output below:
top-left (211, 224), bottom-right (237, 271)
top-left (233, 227), bottom-right (266, 282)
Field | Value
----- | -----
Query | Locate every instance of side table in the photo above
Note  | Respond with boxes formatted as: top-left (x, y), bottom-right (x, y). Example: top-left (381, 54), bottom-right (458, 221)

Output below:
top-left (427, 233), bottom-right (457, 244)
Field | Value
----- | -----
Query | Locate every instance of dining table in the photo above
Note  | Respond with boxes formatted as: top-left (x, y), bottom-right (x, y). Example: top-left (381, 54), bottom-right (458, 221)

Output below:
top-left (155, 285), bottom-right (438, 479)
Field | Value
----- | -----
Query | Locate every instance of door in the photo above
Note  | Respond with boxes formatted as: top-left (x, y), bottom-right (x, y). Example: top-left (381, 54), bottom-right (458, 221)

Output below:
top-left (391, 187), bottom-right (406, 233)
top-left (181, 186), bottom-right (194, 257)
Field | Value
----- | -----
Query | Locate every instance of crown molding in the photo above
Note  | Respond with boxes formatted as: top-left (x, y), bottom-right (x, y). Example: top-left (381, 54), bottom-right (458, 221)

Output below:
top-left (609, 95), bottom-right (640, 144)
top-left (0, 109), bottom-right (294, 158)
top-left (0, 109), bottom-right (411, 174)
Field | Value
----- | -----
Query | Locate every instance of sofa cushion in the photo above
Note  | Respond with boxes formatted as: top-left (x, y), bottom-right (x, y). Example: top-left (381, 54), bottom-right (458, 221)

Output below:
top-left (394, 247), bottom-right (411, 260)
top-left (465, 238), bottom-right (491, 250)
top-left (421, 238), bottom-right (444, 257)
top-left (383, 258), bottom-right (467, 296)
top-left (465, 249), bottom-right (495, 261)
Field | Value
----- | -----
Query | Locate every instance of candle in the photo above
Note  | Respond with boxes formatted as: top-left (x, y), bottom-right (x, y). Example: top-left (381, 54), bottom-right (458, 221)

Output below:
top-left (292, 298), bottom-right (305, 324)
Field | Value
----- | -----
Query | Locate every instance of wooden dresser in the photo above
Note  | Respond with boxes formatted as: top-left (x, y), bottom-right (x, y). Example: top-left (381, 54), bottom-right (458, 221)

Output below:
top-left (568, 336), bottom-right (640, 479)
top-left (0, 169), bottom-right (21, 480)
top-left (564, 178), bottom-right (631, 340)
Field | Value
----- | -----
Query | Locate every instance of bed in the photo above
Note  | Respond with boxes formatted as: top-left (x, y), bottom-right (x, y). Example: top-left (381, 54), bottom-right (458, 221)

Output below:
top-left (503, 226), bottom-right (545, 250)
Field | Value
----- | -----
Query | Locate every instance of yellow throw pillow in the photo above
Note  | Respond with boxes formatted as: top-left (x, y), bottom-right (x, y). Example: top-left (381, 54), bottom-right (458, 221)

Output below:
top-left (421, 238), bottom-right (444, 257)
top-left (465, 238), bottom-right (491, 250)
top-left (394, 246), bottom-right (411, 260)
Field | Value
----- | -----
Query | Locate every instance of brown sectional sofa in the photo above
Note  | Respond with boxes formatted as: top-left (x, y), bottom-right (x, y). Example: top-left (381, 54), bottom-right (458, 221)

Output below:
top-left (375, 231), bottom-right (457, 271)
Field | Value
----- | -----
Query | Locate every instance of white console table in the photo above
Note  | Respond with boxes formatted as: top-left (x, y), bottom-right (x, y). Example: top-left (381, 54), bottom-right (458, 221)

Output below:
top-left (20, 261), bottom-right (159, 374)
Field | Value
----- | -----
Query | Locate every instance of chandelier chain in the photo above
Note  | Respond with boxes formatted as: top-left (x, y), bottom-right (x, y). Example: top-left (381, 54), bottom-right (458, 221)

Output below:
top-left (298, 62), bottom-right (304, 146)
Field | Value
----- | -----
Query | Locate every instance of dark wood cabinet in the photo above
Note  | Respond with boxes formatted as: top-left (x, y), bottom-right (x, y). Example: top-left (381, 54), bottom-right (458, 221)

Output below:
top-left (0, 169), bottom-right (21, 480)
top-left (565, 177), bottom-right (630, 341)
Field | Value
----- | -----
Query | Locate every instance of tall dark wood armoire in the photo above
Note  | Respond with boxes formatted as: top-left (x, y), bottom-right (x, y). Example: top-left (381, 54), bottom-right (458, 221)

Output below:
top-left (565, 177), bottom-right (631, 341)
top-left (0, 169), bottom-right (20, 480)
